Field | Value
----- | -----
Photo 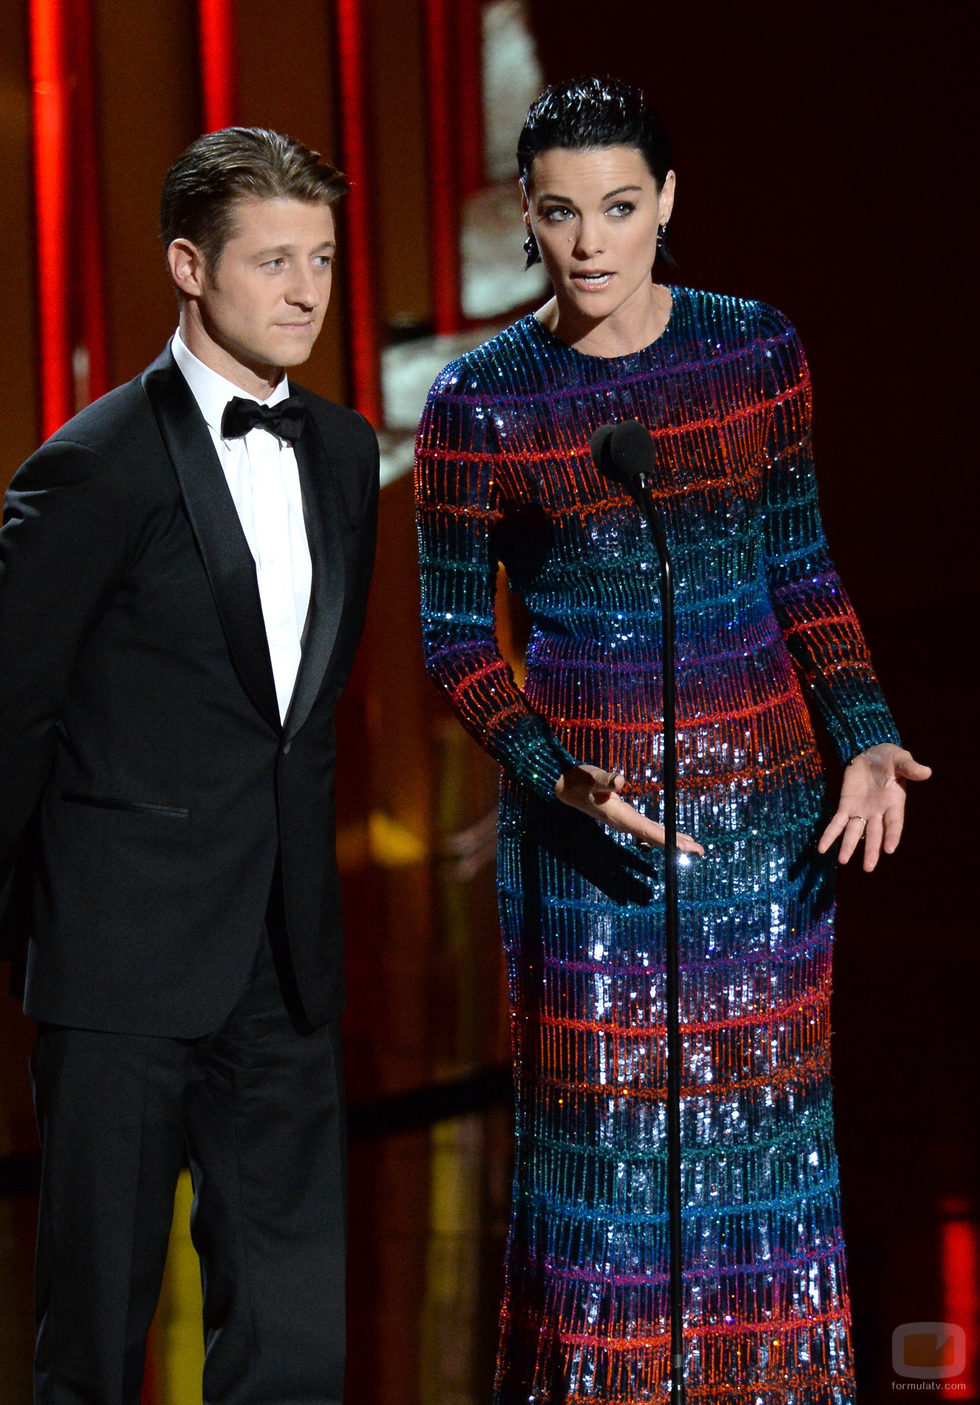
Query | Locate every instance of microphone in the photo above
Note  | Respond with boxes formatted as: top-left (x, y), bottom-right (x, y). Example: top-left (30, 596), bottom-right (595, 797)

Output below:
top-left (589, 419), bottom-right (658, 487)
top-left (590, 414), bottom-right (685, 1405)
top-left (590, 420), bottom-right (667, 557)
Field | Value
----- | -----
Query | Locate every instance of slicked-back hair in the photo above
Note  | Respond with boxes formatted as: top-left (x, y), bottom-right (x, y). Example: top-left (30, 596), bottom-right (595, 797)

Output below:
top-left (160, 126), bottom-right (349, 276)
top-left (517, 76), bottom-right (672, 190)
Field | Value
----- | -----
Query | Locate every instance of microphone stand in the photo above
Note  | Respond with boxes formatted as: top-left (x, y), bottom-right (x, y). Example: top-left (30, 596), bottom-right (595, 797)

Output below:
top-left (631, 471), bottom-right (686, 1405)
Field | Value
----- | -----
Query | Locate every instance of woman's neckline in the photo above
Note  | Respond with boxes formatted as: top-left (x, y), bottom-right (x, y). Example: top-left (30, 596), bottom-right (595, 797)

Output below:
top-left (531, 284), bottom-right (681, 362)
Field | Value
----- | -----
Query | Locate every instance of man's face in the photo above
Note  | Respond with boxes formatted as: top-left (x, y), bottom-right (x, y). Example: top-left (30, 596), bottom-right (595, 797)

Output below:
top-left (174, 196), bottom-right (336, 395)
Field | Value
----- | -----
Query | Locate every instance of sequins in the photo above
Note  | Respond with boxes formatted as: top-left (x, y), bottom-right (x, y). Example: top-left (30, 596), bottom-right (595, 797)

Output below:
top-left (415, 287), bottom-right (899, 1404)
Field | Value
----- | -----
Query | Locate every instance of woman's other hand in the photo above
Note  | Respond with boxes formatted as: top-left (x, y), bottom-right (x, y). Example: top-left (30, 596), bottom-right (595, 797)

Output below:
top-left (817, 743), bottom-right (932, 871)
top-left (555, 765), bottom-right (705, 856)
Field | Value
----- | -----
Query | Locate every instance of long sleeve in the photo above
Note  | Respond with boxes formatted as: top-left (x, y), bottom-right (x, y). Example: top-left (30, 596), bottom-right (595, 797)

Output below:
top-left (415, 367), bottom-right (576, 799)
top-left (759, 309), bottom-right (901, 762)
top-left (0, 437), bottom-right (132, 864)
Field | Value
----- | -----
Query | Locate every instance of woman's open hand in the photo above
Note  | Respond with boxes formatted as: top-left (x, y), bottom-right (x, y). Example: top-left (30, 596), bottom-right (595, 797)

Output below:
top-left (555, 765), bottom-right (704, 856)
top-left (817, 743), bottom-right (931, 871)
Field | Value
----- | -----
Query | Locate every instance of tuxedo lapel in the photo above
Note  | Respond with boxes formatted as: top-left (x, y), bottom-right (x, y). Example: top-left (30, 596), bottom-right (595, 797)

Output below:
top-left (284, 412), bottom-right (347, 740)
top-left (140, 348), bottom-right (281, 733)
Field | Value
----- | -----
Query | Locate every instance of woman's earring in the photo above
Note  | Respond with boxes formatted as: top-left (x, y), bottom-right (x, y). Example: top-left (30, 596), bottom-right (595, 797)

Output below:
top-left (657, 223), bottom-right (668, 248)
top-left (523, 230), bottom-right (540, 270)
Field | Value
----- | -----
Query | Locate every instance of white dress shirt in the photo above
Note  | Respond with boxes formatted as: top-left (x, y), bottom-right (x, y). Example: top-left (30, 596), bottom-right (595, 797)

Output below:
top-left (171, 331), bottom-right (313, 722)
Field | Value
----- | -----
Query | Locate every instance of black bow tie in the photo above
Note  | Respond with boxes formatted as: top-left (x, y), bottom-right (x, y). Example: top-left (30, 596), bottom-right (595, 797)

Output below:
top-left (221, 394), bottom-right (307, 444)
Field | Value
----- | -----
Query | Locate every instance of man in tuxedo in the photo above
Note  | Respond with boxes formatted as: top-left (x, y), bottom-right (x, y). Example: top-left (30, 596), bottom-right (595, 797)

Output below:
top-left (0, 127), bottom-right (378, 1403)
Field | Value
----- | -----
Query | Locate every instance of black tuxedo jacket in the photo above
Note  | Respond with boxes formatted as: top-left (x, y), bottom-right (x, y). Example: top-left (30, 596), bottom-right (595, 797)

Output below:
top-left (0, 346), bottom-right (378, 1036)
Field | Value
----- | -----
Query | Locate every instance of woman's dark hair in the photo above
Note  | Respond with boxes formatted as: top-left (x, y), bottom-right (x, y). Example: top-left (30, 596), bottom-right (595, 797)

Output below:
top-left (160, 127), bottom-right (349, 277)
top-left (517, 77), bottom-right (674, 267)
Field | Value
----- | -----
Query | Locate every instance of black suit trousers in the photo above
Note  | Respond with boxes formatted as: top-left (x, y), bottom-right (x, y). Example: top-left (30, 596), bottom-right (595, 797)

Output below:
top-left (30, 937), bottom-right (347, 1405)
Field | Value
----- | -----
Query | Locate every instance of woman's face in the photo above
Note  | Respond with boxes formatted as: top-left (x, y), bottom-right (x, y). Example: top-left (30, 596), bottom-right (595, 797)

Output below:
top-left (523, 145), bottom-right (675, 329)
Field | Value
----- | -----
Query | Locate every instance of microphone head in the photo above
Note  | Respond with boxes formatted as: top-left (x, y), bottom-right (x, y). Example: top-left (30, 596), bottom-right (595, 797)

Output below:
top-left (589, 423), bottom-right (617, 474)
top-left (590, 419), bottom-right (656, 484)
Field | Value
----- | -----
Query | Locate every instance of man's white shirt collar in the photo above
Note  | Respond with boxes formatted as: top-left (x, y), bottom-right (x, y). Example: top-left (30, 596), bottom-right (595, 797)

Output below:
top-left (171, 330), bottom-right (291, 435)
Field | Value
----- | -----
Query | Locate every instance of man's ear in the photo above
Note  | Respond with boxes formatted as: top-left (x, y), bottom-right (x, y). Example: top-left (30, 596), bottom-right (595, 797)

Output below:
top-left (167, 238), bottom-right (208, 298)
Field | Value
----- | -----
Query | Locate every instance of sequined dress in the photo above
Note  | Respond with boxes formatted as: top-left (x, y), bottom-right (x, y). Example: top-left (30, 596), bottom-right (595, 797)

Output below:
top-left (415, 288), bottom-right (899, 1404)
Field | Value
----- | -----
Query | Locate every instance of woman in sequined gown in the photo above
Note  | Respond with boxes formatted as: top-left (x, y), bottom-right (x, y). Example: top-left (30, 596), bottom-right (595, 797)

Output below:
top-left (414, 79), bottom-right (929, 1405)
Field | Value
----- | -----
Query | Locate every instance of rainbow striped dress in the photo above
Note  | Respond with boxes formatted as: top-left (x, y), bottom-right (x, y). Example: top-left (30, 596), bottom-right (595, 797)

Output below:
top-left (415, 287), bottom-right (899, 1403)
